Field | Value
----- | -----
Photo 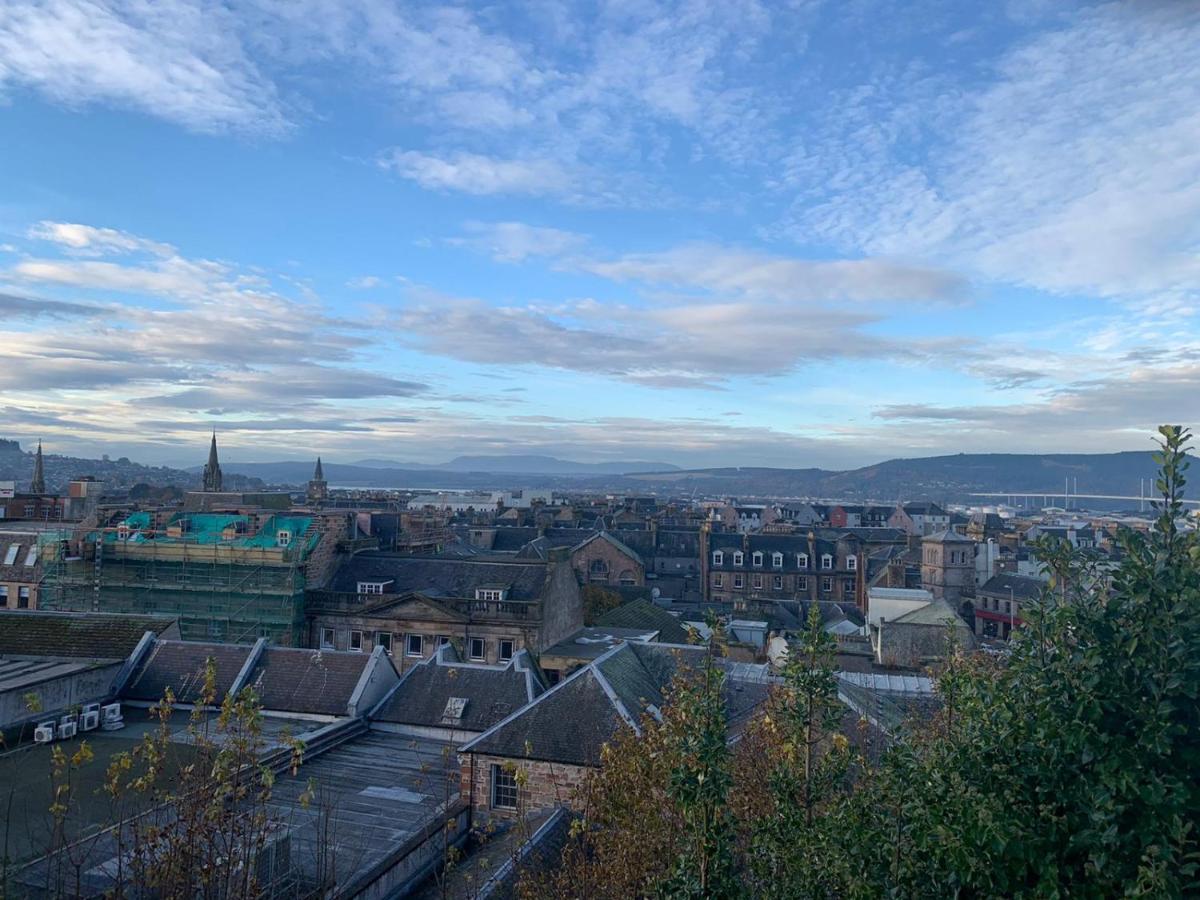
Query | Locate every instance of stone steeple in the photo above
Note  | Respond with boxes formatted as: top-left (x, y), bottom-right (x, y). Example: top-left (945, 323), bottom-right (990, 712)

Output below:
top-left (202, 432), bottom-right (223, 492)
top-left (307, 456), bottom-right (328, 504)
top-left (30, 440), bottom-right (46, 494)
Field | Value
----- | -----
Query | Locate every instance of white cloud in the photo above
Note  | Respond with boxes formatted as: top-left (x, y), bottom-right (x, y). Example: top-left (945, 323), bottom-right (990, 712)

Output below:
top-left (0, 0), bottom-right (289, 134)
top-left (453, 221), bottom-right (587, 263)
top-left (346, 275), bottom-right (382, 289)
top-left (378, 150), bottom-right (573, 197)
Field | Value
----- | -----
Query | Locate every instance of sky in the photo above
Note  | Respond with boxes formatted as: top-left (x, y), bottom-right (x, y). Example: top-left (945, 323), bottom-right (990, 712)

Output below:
top-left (0, 0), bottom-right (1198, 470)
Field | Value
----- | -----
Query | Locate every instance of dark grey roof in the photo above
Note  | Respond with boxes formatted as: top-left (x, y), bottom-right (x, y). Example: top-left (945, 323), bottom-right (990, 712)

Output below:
top-left (372, 647), bottom-right (544, 731)
top-left (0, 610), bottom-right (177, 660)
top-left (574, 531), bottom-right (643, 565)
top-left (244, 647), bottom-right (372, 716)
top-left (596, 600), bottom-right (692, 644)
top-left (979, 573), bottom-right (1044, 601)
top-left (124, 640), bottom-right (253, 704)
top-left (923, 528), bottom-right (973, 543)
top-left (542, 627), bottom-right (659, 663)
top-left (329, 554), bottom-right (550, 601)
top-left (462, 643), bottom-right (769, 766)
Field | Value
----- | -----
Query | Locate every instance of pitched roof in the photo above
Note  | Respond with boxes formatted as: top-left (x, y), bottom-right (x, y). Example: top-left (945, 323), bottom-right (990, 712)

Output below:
top-left (572, 530), bottom-right (643, 565)
top-left (461, 643), bottom-right (769, 766)
top-left (0, 610), bottom-right (177, 661)
top-left (244, 647), bottom-right (372, 716)
top-left (596, 599), bottom-right (692, 644)
top-left (329, 554), bottom-right (550, 601)
top-left (372, 647), bottom-right (544, 731)
top-left (892, 597), bottom-right (970, 628)
top-left (979, 573), bottom-right (1044, 601)
top-left (923, 528), bottom-right (973, 543)
top-left (124, 640), bottom-right (253, 704)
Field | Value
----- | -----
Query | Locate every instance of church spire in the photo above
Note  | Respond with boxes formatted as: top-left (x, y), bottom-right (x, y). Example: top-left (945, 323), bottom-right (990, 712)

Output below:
top-left (307, 454), bottom-right (328, 504)
top-left (30, 440), bottom-right (46, 494)
top-left (202, 431), bottom-right (223, 492)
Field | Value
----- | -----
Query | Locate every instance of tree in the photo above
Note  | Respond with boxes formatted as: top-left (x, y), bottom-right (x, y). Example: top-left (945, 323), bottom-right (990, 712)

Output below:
top-left (581, 585), bottom-right (623, 625)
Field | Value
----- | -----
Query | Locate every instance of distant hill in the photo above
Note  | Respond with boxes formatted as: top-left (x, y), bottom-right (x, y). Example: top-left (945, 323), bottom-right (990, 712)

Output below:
top-left (350, 454), bottom-right (680, 475)
top-left (0, 440), bottom-right (264, 493)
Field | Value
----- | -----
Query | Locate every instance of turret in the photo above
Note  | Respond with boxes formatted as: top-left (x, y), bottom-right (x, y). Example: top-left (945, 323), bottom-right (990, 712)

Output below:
top-left (30, 440), bottom-right (46, 494)
top-left (202, 432), bottom-right (223, 492)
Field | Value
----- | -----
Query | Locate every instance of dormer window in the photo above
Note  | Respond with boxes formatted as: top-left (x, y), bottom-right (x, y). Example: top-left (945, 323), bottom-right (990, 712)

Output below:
top-left (117, 524), bottom-right (130, 540)
top-left (733, 551), bottom-right (744, 567)
top-left (475, 588), bottom-right (506, 602)
top-left (751, 551), bottom-right (763, 567)
top-left (357, 581), bottom-right (387, 595)
top-left (797, 553), bottom-right (808, 569)
top-left (847, 556), bottom-right (857, 571)
top-left (772, 552), bottom-right (783, 569)
top-left (712, 551), bottom-right (723, 566)
top-left (821, 553), bottom-right (833, 570)
top-left (276, 530), bottom-right (292, 547)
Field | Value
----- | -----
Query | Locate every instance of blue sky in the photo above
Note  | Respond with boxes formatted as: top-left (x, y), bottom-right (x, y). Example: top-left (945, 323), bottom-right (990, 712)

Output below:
top-left (1, 0), bottom-right (1198, 469)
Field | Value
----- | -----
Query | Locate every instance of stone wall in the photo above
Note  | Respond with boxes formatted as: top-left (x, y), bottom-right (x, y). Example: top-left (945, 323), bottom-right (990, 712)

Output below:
top-left (461, 753), bottom-right (590, 818)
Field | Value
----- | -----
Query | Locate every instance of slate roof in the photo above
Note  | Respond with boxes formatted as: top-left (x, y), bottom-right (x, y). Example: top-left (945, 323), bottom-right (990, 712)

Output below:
top-left (329, 554), bottom-right (550, 601)
top-left (244, 647), bottom-right (372, 716)
top-left (372, 646), bottom-right (544, 732)
top-left (461, 642), bottom-right (769, 766)
top-left (124, 640), bottom-right (253, 704)
top-left (979, 573), bottom-right (1044, 602)
top-left (892, 597), bottom-right (969, 627)
top-left (596, 599), bottom-right (693, 644)
top-left (923, 529), bottom-right (973, 543)
top-left (0, 610), bottom-right (178, 661)
top-left (573, 531), bottom-right (643, 565)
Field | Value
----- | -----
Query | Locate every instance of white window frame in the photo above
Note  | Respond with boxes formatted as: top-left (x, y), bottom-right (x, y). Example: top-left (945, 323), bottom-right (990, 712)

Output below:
top-left (821, 577), bottom-right (833, 593)
top-left (713, 573), bottom-right (723, 587)
top-left (357, 582), bottom-right (386, 595)
top-left (772, 552), bottom-right (783, 569)
top-left (773, 575), bottom-right (783, 590)
top-left (733, 574), bottom-right (744, 589)
top-left (797, 576), bottom-right (808, 591)
top-left (752, 574), bottom-right (763, 590)
top-left (499, 639), bottom-right (515, 662)
top-left (349, 630), bottom-right (363, 652)
top-left (319, 627), bottom-right (335, 650)
top-left (406, 633), bottom-right (423, 657)
top-left (821, 554), bottom-right (833, 570)
top-left (23, 546), bottom-right (37, 567)
top-left (276, 530), bottom-right (292, 548)
top-left (797, 553), bottom-right (808, 569)
top-left (732, 551), bottom-right (744, 567)
top-left (475, 589), bottom-right (504, 602)
top-left (712, 551), bottom-right (723, 566)
top-left (751, 551), bottom-right (763, 567)
top-left (847, 556), bottom-right (857, 571)
top-left (490, 764), bottom-right (518, 810)
top-left (469, 637), bottom-right (486, 661)
top-left (2, 545), bottom-right (17, 566)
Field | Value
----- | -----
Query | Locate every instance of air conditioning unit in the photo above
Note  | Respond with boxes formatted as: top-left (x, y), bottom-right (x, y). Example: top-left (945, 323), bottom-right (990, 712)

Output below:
top-left (34, 722), bottom-right (56, 743)
top-left (101, 702), bottom-right (124, 731)
top-left (57, 721), bottom-right (77, 740)
top-left (81, 710), bottom-right (100, 731)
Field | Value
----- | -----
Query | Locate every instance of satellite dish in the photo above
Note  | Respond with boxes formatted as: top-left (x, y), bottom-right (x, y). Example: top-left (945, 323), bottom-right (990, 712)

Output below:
top-left (651, 587), bottom-right (661, 599)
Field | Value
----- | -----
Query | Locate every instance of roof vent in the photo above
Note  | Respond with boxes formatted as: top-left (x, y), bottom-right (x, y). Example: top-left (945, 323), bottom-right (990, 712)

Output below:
top-left (442, 697), bottom-right (468, 723)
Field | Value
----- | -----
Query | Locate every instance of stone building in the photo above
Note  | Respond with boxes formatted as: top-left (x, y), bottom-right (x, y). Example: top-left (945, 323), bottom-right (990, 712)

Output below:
top-left (306, 552), bottom-right (583, 666)
top-left (568, 530), bottom-right (645, 587)
top-left (920, 529), bottom-right (976, 604)
top-left (0, 531), bottom-right (43, 609)
top-left (307, 457), bottom-right (329, 504)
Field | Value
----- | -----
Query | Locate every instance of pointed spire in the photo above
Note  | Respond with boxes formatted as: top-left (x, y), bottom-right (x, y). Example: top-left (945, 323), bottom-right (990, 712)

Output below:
top-left (313, 456), bottom-right (324, 481)
top-left (202, 431), bottom-right (223, 492)
top-left (30, 440), bottom-right (46, 494)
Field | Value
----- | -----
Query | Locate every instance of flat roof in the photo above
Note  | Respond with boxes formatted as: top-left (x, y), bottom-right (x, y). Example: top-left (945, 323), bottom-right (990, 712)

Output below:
top-left (0, 656), bottom-right (117, 694)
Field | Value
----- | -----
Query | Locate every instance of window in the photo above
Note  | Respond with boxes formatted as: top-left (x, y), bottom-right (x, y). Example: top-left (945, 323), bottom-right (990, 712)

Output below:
top-left (475, 589), bottom-right (505, 602)
top-left (821, 554), bottom-right (833, 570)
top-left (734, 574), bottom-right (744, 589)
top-left (821, 577), bottom-right (833, 593)
top-left (406, 633), bottom-right (422, 657)
top-left (357, 582), bottom-right (386, 595)
top-left (751, 551), bottom-right (763, 567)
top-left (752, 574), bottom-right (763, 589)
top-left (0, 586), bottom-right (7, 605)
top-left (733, 551), bottom-right (744, 567)
top-left (772, 552), bottom-right (783, 568)
top-left (276, 530), bottom-right (292, 547)
top-left (797, 553), bottom-right (809, 569)
top-left (117, 524), bottom-right (130, 540)
top-left (773, 575), bottom-right (783, 590)
top-left (469, 637), bottom-right (486, 660)
top-left (712, 551), bottom-right (723, 566)
top-left (376, 631), bottom-right (393, 653)
top-left (349, 630), bottom-right (363, 652)
top-left (320, 627), bottom-right (335, 650)
top-left (2, 545), bottom-right (17, 566)
top-left (713, 573), bottom-right (724, 587)
top-left (15, 587), bottom-right (29, 608)
top-left (618, 570), bottom-right (636, 586)
top-left (843, 579), bottom-right (855, 596)
top-left (23, 546), bottom-right (37, 567)
top-left (797, 576), bottom-right (808, 591)
top-left (491, 765), bottom-right (519, 810)
top-left (846, 556), bottom-right (857, 571)
top-left (499, 639), bottom-right (515, 662)
top-left (437, 634), bottom-right (451, 647)
top-left (1003, 600), bottom-right (1011, 614)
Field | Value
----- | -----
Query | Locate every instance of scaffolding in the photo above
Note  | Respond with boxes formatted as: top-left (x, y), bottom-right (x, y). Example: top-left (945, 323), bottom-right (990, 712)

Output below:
top-left (39, 512), bottom-right (323, 645)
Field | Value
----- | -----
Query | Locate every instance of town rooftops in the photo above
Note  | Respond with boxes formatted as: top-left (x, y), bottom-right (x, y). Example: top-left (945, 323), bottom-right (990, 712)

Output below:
top-left (328, 553), bottom-right (552, 601)
top-left (596, 599), bottom-right (693, 644)
top-left (923, 528), bottom-right (973, 543)
top-left (0, 610), bottom-right (179, 661)
top-left (371, 644), bottom-right (545, 732)
top-left (123, 640), bottom-right (254, 704)
top-left (979, 572), bottom-right (1044, 601)
top-left (461, 642), bottom-right (770, 767)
